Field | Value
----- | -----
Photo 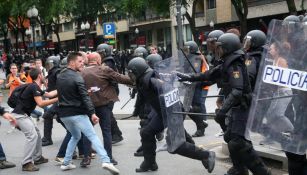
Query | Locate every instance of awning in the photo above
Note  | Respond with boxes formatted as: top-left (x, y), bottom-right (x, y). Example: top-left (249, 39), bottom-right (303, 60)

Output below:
top-left (28, 41), bottom-right (45, 48)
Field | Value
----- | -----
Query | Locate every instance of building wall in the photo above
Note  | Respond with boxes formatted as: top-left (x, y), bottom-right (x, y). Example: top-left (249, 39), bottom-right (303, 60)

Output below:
top-left (216, 0), bottom-right (232, 23)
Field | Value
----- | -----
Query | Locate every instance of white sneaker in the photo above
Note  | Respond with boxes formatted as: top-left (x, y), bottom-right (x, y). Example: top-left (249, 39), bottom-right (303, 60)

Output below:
top-left (102, 163), bottom-right (120, 174)
top-left (54, 157), bottom-right (64, 166)
top-left (60, 162), bottom-right (76, 171)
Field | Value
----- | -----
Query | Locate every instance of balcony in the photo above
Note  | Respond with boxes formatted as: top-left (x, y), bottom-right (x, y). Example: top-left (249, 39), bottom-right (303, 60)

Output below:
top-left (129, 12), bottom-right (171, 27)
top-left (247, 0), bottom-right (284, 7)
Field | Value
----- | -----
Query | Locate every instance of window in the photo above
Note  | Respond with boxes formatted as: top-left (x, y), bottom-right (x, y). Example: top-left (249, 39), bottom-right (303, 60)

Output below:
top-left (207, 0), bottom-right (216, 9)
top-left (185, 25), bottom-right (192, 41)
top-left (63, 22), bottom-right (73, 32)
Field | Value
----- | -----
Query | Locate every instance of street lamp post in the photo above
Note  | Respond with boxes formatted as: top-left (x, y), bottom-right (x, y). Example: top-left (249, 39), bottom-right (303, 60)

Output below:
top-left (27, 6), bottom-right (38, 58)
top-left (25, 29), bottom-right (32, 52)
top-left (176, 0), bottom-right (184, 49)
top-left (209, 20), bottom-right (215, 30)
top-left (135, 28), bottom-right (139, 47)
top-left (81, 21), bottom-right (90, 51)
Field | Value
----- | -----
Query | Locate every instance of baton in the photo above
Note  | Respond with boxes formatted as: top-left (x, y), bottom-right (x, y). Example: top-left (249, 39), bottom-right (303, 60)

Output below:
top-left (180, 48), bottom-right (197, 73)
top-left (121, 97), bottom-right (132, 109)
top-left (202, 95), bottom-right (224, 98)
top-left (257, 94), bottom-right (297, 101)
top-left (173, 111), bottom-right (216, 116)
top-left (120, 115), bottom-right (135, 120)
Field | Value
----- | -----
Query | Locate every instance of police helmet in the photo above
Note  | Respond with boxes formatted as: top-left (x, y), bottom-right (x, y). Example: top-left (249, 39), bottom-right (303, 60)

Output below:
top-left (146, 54), bottom-right (162, 68)
top-left (184, 41), bottom-right (200, 54)
top-left (97, 44), bottom-right (112, 57)
top-left (134, 47), bottom-right (148, 58)
top-left (60, 57), bottom-right (68, 68)
top-left (46, 56), bottom-right (61, 71)
top-left (127, 57), bottom-right (150, 80)
top-left (216, 33), bottom-right (241, 57)
top-left (243, 30), bottom-right (266, 51)
top-left (207, 30), bottom-right (224, 42)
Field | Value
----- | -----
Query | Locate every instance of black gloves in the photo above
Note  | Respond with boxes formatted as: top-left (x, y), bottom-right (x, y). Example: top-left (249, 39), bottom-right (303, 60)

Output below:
top-left (177, 72), bottom-right (192, 82)
top-left (215, 109), bottom-right (227, 125)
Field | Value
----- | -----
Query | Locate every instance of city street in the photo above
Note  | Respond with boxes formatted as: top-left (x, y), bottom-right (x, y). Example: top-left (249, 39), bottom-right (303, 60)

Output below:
top-left (0, 84), bottom-right (287, 175)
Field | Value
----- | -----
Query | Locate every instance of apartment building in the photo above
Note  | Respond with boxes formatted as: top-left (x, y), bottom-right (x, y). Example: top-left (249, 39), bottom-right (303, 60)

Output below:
top-left (2, 0), bottom-right (304, 55)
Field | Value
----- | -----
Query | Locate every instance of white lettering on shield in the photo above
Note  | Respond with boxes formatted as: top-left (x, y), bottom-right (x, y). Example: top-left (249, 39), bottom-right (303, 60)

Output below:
top-left (263, 65), bottom-right (307, 91)
top-left (163, 88), bottom-right (180, 107)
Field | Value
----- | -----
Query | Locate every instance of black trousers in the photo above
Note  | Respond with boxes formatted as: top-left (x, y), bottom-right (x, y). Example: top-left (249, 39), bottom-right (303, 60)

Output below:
top-left (285, 152), bottom-right (307, 175)
top-left (140, 114), bottom-right (209, 163)
top-left (110, 102), bottom-right (122, 137)
top-left (43, 103), bottom-right (58, 140)
top-left (228, 134), bottom-right (270, 175)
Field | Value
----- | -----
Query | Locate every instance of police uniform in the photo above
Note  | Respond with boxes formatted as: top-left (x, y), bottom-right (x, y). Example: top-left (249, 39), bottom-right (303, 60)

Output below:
top-left (180, 49), bottom-right (271, 175)
top-left (185, 53), bottom-right (208, 137)
top-left (135, 69), bottom-right (213, 173)
top-left (103, 55), bottom-right (123, 143)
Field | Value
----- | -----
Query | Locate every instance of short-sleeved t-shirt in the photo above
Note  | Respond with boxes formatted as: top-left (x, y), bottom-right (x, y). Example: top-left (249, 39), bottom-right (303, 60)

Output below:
top-left (12, 82), bottom-right (43, 116)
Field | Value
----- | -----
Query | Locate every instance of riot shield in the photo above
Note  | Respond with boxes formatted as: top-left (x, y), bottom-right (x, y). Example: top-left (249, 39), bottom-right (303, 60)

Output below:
top-left (178, 50), bottom-right (202, 112)
top-left (246, 19), bottom-right (307, 155)
top-left (154, 56), bottom-right (186, 153)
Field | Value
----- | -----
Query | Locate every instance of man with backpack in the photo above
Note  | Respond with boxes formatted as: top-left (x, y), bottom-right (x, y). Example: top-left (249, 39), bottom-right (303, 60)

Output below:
top-left (10, 68), bottom-right (58, 172)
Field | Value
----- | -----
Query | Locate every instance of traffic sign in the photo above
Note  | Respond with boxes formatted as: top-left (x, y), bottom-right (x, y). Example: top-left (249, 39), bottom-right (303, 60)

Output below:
top-left (103, 23), bottom-right (116, 39)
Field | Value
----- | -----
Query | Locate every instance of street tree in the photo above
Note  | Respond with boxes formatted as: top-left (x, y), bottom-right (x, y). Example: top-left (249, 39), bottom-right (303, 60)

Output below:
top-left (231, 0), bottom-right (248, 39)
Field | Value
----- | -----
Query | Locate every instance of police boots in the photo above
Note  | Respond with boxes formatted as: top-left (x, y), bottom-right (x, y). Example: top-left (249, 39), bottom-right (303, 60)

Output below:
top-left (225, 166), bottom-right (249, 175)
top-left (135, 160), bottom-right (158, 172)
top-left (192, 121), bottom-right (208, 137)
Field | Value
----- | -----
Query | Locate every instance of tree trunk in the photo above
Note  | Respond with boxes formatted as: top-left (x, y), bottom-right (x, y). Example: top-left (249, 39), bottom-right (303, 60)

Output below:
top-left (55, 31), bottom-right (62, 52)
top-left (286, 0), bottom-right (297, 15)
top-left (240, 17), bottom-right (248, 40)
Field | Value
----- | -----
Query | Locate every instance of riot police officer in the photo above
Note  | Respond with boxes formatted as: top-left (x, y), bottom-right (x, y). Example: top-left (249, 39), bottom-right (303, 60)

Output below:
top-left (283, 15), bottom-right (307, 175)
top-left (243, 30), bottom-right (266, 90)
top-left (207, 30), bottom-right (224, 67)
top-left (134, 46), bottom-right (149, 58)
top-left (41, 56), bottom-right (61, 146)
top-left (97, 44), bottom-right (123, 144)
top-left (183, 41), bottom-right (208, 137)
top-left (178, 33), bottom-right (271, 175)
top-left (127, 57), bottom-right (215, 173)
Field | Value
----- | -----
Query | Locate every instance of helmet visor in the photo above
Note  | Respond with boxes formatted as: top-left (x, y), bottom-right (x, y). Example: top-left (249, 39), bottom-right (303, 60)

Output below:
top-left (243, 36), bottom-right (252, 52)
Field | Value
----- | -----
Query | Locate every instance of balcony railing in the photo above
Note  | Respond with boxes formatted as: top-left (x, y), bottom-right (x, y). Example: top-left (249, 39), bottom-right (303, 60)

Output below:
top-left (129, 13), bottom-right (170, 25)
top-left (247, 0), bottom-right (284, 7)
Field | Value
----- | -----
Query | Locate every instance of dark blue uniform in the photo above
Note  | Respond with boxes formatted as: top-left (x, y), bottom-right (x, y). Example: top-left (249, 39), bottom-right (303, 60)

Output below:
top-left (136, 70), bottom-right (210, 172)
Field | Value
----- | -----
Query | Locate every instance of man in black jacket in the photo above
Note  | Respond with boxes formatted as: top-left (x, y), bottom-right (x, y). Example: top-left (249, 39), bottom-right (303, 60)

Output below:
top-left (56, 52), bottom-right (119, 174)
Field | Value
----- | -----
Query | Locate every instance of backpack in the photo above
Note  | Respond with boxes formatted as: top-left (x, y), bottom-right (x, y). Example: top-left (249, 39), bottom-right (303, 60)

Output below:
top-left (7, 84), bottom-right (30, 108)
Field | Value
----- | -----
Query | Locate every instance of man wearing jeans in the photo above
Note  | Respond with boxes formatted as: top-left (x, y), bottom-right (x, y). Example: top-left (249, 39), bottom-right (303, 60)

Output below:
top-left (56, 52), bottom-right (119, 174)
top-left (81, 52), bottom-right (132, 166)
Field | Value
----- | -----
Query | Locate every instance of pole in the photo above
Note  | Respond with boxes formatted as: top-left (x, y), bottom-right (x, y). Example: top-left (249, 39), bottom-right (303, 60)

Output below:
top-left (176, 0), bottom-right (183, 49)
top-left (85, 30), bottom-right (89, 51)
top-left (31, 19), bottom-right (36, 58)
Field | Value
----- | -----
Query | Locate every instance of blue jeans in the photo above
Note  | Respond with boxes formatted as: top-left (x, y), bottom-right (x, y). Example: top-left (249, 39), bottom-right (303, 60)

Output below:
top-left (61, 115), bottom-right (110, 165)
top-left (0, 143), bottom-right (6, 161)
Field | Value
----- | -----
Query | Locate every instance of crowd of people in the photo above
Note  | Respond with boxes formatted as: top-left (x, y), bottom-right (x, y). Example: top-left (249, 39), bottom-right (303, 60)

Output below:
top-left (0, 14), bottom-right (306, 175)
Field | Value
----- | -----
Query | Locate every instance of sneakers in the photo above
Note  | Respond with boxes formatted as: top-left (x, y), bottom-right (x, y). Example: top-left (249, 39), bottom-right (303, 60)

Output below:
top-left (55, 157), bottom-right (64, 165)
top-left (22, 162), bottom-right (39, 171)
top-left (102, 162), bottom-right (120, 175)
top-left (34, 156), bottom-right (48, 165)
top-left (202, 151), bottom-right (215, 173)
top-left (0, 160), bottom-right (16, 169)
top-left (61, 162), bottom-right (76, 171)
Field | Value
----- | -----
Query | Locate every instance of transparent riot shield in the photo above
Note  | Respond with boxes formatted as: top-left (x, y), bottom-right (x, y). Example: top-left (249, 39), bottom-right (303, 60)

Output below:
top-left (178, 50), bottom-right (202, 112)
top-left (246, 19), bottom-right (307, 155)
top-left (154, 56), bottom-right (186, 153)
